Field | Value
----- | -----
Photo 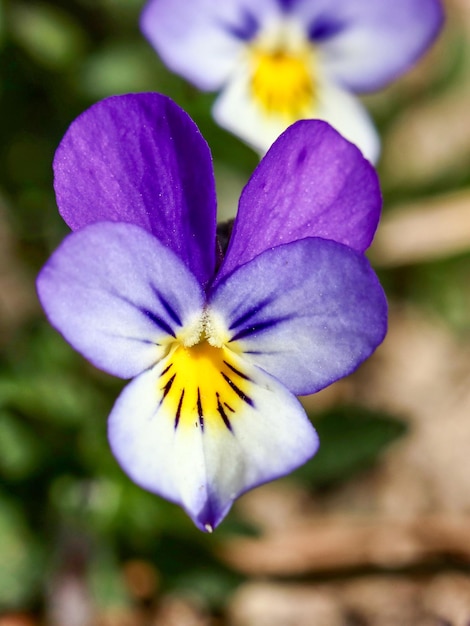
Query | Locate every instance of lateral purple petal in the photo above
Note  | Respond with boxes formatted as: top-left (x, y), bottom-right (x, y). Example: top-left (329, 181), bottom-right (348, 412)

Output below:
top-left (305, 0), bottom-right (444, 92)
top-left (210, 237), bottom-right (387, 396)
top-left (217, 120), bottom-right (381, 284)
top-left (53, 93), bottom-right (217, 286)
top-left (36, 222), bottom-right (204, 379)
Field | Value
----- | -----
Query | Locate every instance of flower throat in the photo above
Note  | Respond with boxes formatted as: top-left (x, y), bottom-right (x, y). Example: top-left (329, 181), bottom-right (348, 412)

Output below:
top-left (250, 46), bottom-right (316, 119)
top-left (157, 312), bottom-right (255, 433)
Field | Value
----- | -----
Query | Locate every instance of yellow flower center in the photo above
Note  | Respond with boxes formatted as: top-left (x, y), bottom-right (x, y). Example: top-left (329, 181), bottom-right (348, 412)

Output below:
top-left (250, 46), bottom-right (316, 120)
top-left (158, 339), bottom-right (252, 433)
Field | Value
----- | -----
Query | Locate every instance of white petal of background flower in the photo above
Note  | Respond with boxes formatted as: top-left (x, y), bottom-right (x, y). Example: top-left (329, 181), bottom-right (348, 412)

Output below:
top-left (315, 78), bottom-right (380, 163)
top-left (213, 64), bottom-right (379, 162)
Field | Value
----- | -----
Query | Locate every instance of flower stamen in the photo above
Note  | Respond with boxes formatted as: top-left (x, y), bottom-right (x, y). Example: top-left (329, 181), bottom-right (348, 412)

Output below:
top-left (158, 340), bottom-right (254, 432)
top-left (250, 46), bottom-right (316, 119)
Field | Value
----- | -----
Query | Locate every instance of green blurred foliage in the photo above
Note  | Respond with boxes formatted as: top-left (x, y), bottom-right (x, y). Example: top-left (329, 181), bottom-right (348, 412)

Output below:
top-left (0, 495), bottom-right (44, 608)
top-left (297, 407), bottom-right (407, 487)
top-left (0, 0), bottom-right (467, 617)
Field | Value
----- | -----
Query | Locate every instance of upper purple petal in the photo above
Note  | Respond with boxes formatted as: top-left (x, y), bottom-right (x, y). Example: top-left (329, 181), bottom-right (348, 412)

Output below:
top-left (297, 0), bottom-right (444, 92)
top-left (53, 93), bottom-right (217, 287)
top-left (216, 120), bottom-right (381, 284)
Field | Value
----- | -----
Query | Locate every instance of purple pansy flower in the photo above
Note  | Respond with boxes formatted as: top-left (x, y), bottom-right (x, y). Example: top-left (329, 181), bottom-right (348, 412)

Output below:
top-left (37, 93), bottom-right (387, 531)
top-left (141, 0), bottom-right (443, 163)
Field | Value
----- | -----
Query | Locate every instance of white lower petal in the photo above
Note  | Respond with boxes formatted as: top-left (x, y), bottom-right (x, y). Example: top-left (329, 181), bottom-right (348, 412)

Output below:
top-left (108, 348), bottom-right (318, 531)
top-left (213, 65), bottom-right (379, 163)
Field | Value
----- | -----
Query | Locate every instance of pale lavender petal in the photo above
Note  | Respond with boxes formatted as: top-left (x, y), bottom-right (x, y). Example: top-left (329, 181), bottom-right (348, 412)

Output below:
top-left (37, 222), bottom-right (204, 379)
top-left (209, 237), bottom-right (387, 396)
top-left (54, 93), bottom-right (216, 286)
top-left (217, 120), bottom-right (381, 284)
top-left (108, 351), bottom-right (318, 531)
top-left (299, 0), bottom-right (444, 91)
top-left (141, 0), bottom-right (282, 90)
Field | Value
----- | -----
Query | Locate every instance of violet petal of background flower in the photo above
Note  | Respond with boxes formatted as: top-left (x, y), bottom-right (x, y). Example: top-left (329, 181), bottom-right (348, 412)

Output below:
top-left (53, 93), bottom-right (217, 287)
top-left (108, 353), bottom-right (318, 531)
top-left (37, 222), bottom-right (204, 379)
top-left (210, 237), bottom-right (387, 396)
top-left (141, 0), bottom-right (443, 94)
top-left (311, 0), bottom-right (444, 92)
top-left (217, 120), bottom-right (381, 283)
top-left (140, 0), bottom-right (281, 90)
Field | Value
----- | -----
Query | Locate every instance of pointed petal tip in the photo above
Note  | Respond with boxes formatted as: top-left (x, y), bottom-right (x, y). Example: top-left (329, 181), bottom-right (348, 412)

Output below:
top-left (190, 421), bottom-right (320, 533)
top-left (191, 491), bottom-right (231, 533)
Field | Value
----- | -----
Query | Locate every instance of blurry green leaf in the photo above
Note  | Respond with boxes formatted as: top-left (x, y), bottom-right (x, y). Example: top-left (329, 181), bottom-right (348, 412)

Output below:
top-left (88, 550), bottom-right (130, 609)
top-left (101, 0), bottom-right (143, 11)
top-left (0, 371), bottom-right (107, 426)
top-left (151, 533), bottom-right (227, 588)
top-left (406, 254), bottom-right (470, 333)
top-left (79, 42), bottom-right (164, 99)
top-left (92, 0), bottom-right (145, 25)
top-left (0, 0), bottom-right (5, 48)
top-left (91, 480), bottom-right (186, 541)
top-left (10, 2), bottom-right (87, 70)
top-left (0, 325), bottom-right (115, 427)
top-left (7, 134), bottom-right (52, 185)
top-left (0, 494), bottom-right (44, 609)
top-left (295, 406), bottom-right (407, 487)
top-left (0, 410), bottom-right (45, 479)
top-left (49, 475), bottom-right (94, 522)
top-left (175, 568), bottom-right (242, 610)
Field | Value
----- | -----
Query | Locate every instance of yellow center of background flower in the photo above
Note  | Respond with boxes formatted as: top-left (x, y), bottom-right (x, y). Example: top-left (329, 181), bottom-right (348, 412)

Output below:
top-left (250, 47), bottom-right (315, 119)
top-left (158, 340), bottom-right (253, 432)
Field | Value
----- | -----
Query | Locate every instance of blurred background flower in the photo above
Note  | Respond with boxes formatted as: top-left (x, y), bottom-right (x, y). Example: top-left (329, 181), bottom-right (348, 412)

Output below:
top-left (1, 0), bottom-right (470, 624)
top-left (141, 0), bottom-right (443, 162)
